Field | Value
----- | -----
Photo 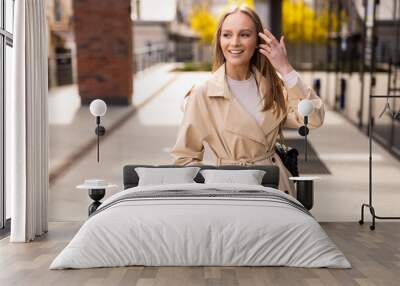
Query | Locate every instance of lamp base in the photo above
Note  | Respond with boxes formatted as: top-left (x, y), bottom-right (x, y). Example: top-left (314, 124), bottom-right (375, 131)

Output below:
top-left (298, 126), bottom-right (309, 136)
top-left (88, 189), bottom-right (105, 215)
top-left (95, 126), bottom-right (106, 136)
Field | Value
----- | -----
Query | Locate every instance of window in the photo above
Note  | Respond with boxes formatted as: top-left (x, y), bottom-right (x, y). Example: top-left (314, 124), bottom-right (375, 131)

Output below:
top-left (1, 0), bottom-right (14, 233)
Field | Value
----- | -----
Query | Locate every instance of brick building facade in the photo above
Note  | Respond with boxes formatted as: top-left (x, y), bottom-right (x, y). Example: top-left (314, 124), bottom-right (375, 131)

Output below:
top-left (73, 0), bottom-right (133, 105)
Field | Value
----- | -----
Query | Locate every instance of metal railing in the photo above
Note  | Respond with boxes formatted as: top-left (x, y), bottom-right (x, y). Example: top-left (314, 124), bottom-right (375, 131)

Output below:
top-left (134, 43), bottom-right (171, 73)
top-left (48, 51), bottom-right (75, 87)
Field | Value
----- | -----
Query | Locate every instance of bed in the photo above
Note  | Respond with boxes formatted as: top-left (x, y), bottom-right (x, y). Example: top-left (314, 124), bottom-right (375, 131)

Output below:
top-left (50, 165), bottom-right (350, 269)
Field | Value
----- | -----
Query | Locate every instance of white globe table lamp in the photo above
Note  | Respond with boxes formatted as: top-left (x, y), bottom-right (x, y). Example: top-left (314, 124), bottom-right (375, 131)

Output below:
top-left (298, 99), bottom-right (314, 162)
top-left (89, 99), bottom-right (107, 162)
top-left (298, 99), bottom-right (314, 117)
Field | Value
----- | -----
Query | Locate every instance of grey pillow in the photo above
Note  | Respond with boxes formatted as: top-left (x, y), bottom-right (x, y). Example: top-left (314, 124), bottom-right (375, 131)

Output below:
top-left (135, 167), bottom-right (200, 186)
top-left (200, 169), bottom-right (266, 185)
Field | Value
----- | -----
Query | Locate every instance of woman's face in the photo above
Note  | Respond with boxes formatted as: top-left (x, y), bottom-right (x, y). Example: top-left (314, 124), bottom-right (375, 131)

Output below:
top-left (220, 11), bottom-right (257, 68)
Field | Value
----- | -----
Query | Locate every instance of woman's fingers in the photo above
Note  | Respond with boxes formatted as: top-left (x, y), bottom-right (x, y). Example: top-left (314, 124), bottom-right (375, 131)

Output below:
top-left (258, 48), bottom-right (268, 57)
top-left (258, 32), bottom-right (274, 45)
top-left (280, 36), bottom-right (287, 55)
top-left (259, 33), bottom-right (288, 56)
top-left (258, 44), bottom-right (272, 53)
top-left (263, 36), bottom-right (273, 44)
top-left (258, 48), bottom-right (271, 59)
top-left (259, 30), bottom-right (291, 73)
top-left (259, 28), bottom-right (278, 44)
top-left (263, 28), bottom-right (276, 39)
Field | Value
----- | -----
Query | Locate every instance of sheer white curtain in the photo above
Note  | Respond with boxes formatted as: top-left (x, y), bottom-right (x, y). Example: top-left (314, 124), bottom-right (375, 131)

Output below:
top-left (7, 0), bottom-right (49, 242)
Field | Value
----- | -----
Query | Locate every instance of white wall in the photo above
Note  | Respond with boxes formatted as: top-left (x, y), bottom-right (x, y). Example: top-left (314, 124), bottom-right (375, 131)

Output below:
top-left (133, 24), bottom-right (169, 51)
top-left (300, 71), bottom-right (390, 128)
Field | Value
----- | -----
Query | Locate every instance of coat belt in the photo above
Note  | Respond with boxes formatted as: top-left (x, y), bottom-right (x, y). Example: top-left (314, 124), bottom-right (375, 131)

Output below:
top-left (216, 150), bottom-right (276, 166)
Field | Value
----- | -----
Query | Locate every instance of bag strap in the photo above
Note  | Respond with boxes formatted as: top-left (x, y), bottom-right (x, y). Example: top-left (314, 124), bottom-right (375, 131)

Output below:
top-left (278, 121), bottom-right (288, 151)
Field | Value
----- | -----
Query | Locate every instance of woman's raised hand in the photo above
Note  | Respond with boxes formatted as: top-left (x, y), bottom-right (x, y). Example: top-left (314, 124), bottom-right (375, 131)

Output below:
top-left (258, 28), bottom-right (293, 76)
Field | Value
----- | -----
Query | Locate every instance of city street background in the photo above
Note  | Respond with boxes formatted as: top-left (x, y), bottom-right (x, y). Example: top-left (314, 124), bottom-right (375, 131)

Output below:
top-left (42, 0), bottom-right (400, 222)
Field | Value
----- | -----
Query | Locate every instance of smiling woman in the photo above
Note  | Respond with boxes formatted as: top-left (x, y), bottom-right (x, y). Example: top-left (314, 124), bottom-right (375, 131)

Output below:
top-left (171, 5), bottom-right (325, 196)
top-left (219, 19), bottom-right (257, 78)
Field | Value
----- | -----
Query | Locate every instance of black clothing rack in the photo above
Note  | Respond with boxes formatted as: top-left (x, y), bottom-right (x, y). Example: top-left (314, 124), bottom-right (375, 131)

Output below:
top-left (359, 0), bottom-right (400, 230)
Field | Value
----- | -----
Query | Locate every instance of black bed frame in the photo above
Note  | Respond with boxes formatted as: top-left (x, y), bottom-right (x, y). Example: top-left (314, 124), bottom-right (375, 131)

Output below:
top-left (123, 165), bottom-right (280, 190)
top-left (123, 165), bottom-right (316, 210)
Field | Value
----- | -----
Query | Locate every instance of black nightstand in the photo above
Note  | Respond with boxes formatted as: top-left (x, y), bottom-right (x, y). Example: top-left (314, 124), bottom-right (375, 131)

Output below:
top-left (77, 180), bottom-right (117, 216)
top-left (87, 189), bottom-right (106, 215)
top-left (289, 177), bottom-right (320, 210)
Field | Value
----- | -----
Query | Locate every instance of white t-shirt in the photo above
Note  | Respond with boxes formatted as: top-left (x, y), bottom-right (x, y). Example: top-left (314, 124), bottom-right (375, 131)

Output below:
top-left (226, 70), bottom-right (299, 125)
top-left (227, 73), bottom-right (263, 124)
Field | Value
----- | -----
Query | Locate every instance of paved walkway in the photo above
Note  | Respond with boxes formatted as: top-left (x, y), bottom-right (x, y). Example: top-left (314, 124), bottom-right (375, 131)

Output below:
top-left (49, 63), bottom-right (400, 223)
top-left (48, 63), bottom-right (178, 183)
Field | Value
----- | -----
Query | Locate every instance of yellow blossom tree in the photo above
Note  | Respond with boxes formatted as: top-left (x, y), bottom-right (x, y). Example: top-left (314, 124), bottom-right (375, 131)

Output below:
top-left (283, 0), bottom-right (344, 44)
top-left (227, 0), bottom-right (254, 9)
top-left (189, 4), bottom-right (217, 45)
top-left (189, 0), bottom-right (255, 45)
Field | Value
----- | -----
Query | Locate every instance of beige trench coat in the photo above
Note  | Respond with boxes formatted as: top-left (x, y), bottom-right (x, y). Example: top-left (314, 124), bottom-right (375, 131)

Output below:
top-left (170, 64), bottom-right (324, 196)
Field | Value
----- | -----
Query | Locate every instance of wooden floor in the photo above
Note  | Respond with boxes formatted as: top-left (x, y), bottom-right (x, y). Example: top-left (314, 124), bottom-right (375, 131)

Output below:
top-left (0, 222), bottom-right (399, 286)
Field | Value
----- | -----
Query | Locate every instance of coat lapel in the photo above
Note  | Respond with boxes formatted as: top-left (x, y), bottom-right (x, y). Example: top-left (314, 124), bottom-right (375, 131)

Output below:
top-left (206, 65), bottom-right (265, 145)
top-left (206, 64), bottom-right (285, 146)
top-left (253, 67), bottom-right (287, 135)
top-left (224, 96), bottom-right (267, 145)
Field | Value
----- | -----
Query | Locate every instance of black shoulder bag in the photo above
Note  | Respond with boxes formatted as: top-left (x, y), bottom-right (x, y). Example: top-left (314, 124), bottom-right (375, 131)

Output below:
top-left (274, 126), bottom-right (300, 177)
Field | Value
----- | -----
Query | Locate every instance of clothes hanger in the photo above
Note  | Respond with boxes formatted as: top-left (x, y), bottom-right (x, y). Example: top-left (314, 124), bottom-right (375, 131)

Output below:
top-left (378, 97), bottom-right (394, 118)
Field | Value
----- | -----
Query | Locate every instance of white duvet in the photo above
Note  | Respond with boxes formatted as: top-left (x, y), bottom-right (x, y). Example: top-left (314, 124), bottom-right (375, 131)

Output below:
top-left (50, 183), bottom-right (351, 269)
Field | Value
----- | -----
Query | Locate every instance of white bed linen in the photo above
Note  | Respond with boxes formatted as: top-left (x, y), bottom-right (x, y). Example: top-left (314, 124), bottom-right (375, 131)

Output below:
top-left (50, 183), bottom-right (351, 269)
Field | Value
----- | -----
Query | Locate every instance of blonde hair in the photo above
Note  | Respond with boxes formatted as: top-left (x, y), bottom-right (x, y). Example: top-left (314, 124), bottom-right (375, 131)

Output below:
top-left (212, 5), bottom-right (286, 117)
